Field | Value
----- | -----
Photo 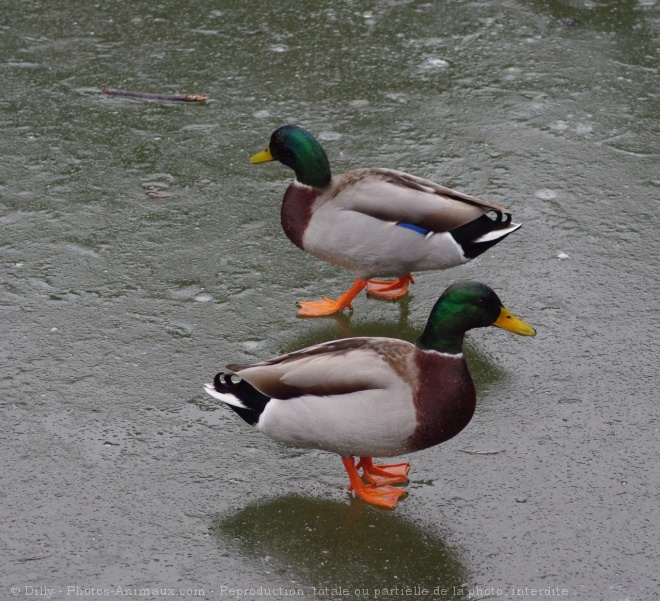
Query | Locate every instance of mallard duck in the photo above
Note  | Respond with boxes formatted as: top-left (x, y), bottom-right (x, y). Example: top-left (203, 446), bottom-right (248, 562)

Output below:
top-left (204, 281), bottom-right (536, 508)
top-left (251, 125), bottom-right (522, 316)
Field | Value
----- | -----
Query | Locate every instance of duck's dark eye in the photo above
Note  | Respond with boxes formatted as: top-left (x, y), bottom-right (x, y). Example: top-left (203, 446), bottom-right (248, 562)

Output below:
top-left (277, 146), bottom-right (295, 162)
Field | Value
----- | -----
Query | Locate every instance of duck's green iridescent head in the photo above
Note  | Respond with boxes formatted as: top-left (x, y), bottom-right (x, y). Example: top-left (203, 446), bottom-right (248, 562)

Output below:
top-left (417, 281), bottom-right (536, 355)
top-left (251, 125), bottom-right (332, 188)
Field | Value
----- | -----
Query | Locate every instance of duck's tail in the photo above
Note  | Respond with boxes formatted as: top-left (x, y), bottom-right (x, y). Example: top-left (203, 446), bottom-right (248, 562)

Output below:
top-left (450, 212), bottom-right (521, 259)
top-left (204, 373), bottom-right (270, 426)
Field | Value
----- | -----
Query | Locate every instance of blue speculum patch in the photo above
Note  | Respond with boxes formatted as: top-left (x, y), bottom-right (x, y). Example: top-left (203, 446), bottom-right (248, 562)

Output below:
top-left (396, 222), bottom-right (430, 236)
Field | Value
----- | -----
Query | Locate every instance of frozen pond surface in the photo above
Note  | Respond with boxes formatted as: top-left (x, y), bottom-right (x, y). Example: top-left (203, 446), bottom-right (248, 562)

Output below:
top-left (1, 1), bottom-right (658, 599)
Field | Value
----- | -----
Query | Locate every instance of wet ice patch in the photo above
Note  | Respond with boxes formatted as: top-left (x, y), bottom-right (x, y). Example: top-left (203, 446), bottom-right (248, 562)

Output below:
top-left (241, 340), bottom-right (266, 351)
top-left (194, 293), bottom-right (214, 302)
top-left (318, 131), bottom-right (342, 141)
top-left (503, 66), bottom-right (523, 81)
top-left (576, 123), bottom-right (593, 135)
top-left (549, 116), bottom-right (593, 136)
top-left (421, 57), bottom-right (450, 70)
top-left (550, 120), bottom-right (569, 132)
top-left (169, 285), bottom-right (203, 300)
top-left (384, 93), bottom-right (409, 104)
top-left (142, 173), bottom-right (175, 199)
top-left (166, 322), bottom-right (193, 338)
top-left (535, 189), bottom-right (558, 200)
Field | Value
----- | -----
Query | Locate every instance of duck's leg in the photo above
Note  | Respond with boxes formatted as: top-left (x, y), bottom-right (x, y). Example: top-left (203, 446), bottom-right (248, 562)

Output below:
top-left (365, 274), bottom-right (414, 300)
top-left (297, 279), bottom-right (367, 317)
top-left (342, 457), bottom-right (407, 509)
top-left (357, 457), bottom-right (410, 487)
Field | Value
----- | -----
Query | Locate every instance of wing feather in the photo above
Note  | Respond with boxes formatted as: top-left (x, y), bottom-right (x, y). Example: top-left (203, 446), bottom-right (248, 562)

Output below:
top-left (229, 338), bottom-right (415, 400)
top-left (329, 168), bottom-right (507, 232)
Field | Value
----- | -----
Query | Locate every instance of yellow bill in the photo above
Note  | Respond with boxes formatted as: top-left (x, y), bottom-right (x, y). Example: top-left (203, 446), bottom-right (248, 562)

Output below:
top-left (250, 147), bottom-right (274, 163)
top-left (493, 307), bottom-right (536, 336)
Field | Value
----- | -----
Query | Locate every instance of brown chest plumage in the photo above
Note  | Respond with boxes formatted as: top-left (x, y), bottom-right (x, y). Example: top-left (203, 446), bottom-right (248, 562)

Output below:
top-left (280, 183), bottom-right (319, 250)
top-left (405, 352), bottom-right (477, 452)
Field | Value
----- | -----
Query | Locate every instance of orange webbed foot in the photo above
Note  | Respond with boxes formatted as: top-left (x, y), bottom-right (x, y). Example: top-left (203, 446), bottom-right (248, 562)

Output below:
top-left (297, 279), bottom-right (367, 317)
top-left (342, 457), bottom-right (408, 509)
top-left (365, 274), bottom-right (414, 300)
top-left (351, 483), bottom-right (407, 509)
top-left (357, 457), bottom-right (410, 487)
top-left (297, 297), bottom-right (353, 317)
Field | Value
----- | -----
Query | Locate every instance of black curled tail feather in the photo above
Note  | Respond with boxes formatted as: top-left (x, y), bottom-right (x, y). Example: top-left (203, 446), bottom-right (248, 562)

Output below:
top-left (212, 372), bottom-right (271, 426)
top-left (450, 211), bottom-right (519, 259)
